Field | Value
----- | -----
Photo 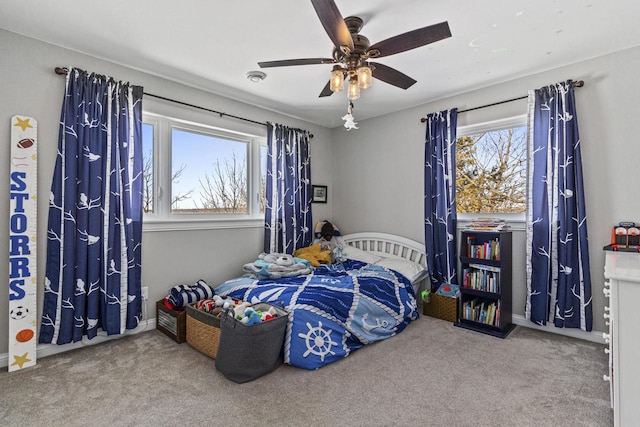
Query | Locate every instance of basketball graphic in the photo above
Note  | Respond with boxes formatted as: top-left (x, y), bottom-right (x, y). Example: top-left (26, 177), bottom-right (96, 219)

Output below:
top-left (16, 329), bottom-right (35, 343)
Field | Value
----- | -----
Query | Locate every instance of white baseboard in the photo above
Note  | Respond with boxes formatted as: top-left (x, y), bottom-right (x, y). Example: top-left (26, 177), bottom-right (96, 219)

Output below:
top-left (1, 318), bottom-right (156, 369)
top-left (512, 314), bottom-right (605, 344)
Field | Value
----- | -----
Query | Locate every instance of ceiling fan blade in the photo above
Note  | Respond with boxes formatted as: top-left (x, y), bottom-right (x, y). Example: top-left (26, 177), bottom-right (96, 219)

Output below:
top-left (319, 81), bottom-right (334, 97)
top-left (311, 0), bottom-right (354, 52)
top-left (370, 62), bottom-right (417, 90)
top-left (258, 58), bottom-right (336, 68)
top-left (367, 21), bottom-right (451, 58)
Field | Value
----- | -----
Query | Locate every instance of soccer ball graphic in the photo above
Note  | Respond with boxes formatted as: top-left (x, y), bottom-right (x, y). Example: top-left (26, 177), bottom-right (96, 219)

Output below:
top-left (10, 306), bottom-right (29, 320)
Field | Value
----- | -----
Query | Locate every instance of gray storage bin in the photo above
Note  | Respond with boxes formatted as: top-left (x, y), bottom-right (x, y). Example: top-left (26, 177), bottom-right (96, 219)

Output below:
top-left (215, 302), bottom-right (288, 383)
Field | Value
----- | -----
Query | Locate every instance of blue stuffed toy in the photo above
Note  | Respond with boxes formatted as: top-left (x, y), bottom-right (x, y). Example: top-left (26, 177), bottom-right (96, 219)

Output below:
top-left (241, 307), bottom-right (262, 325)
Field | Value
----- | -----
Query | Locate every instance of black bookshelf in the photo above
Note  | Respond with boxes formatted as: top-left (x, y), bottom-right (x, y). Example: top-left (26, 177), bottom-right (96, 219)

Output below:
top-left (454, 230), bottom-right (515, 338)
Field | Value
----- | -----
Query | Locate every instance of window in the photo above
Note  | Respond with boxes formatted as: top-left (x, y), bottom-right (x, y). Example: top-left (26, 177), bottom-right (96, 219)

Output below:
top-left (141, 112), bottom-right (266, 230)
top-left (456, 116), bottom-right (527, 217)
top-left (171, 128), bottom-right (248, 214)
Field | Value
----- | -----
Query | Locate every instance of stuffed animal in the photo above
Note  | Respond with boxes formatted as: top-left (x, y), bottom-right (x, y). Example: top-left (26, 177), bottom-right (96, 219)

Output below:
top-left (314, 220), bottom-right (340, 239)
top-left (195, 299), bottom-right (216, 313)
top-left (259, 252), bottom-right (295, 266)
top-left (240, 307), bottom-right (262, 325)
top-left (313, 222), bottom-right (340, 252)
top-left (294, 243), bottom-right (332, 266)
top-left (213, 295), bottom-right (236, 309)
top-left (333, 244), bottom-right (347, 263)
top-left (233, 301), bottom-right (251, 319)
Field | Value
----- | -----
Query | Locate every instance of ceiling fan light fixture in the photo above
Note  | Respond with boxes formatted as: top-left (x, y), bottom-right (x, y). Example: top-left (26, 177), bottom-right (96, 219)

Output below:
top-left (357, 65), bottom-right (372, 89)
top-left (330, 68), bottom-right (344, 92)
top-left (347, 75), bottom-right (360, 100)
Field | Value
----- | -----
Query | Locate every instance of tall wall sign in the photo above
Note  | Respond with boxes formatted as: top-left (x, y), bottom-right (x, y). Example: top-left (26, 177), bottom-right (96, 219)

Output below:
top-left (9, 115), bottom-right (38, 371)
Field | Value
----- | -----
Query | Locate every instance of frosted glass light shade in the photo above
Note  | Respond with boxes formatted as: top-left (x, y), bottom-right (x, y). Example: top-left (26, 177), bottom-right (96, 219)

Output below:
top-left (347, 76), bottom-right (360, 100)
top-left (357, 66), bottom-right (372, 89)
top-left (330, 69), bottom-right (344, 92)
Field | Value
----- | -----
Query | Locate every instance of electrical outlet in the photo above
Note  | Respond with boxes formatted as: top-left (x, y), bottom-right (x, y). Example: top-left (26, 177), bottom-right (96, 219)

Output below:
top-left (141, 286), bottom-right (148, 301)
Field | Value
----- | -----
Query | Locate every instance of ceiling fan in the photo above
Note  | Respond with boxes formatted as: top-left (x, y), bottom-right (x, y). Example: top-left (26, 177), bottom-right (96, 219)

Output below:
top-left (258, 0), bottom-right (452, 100)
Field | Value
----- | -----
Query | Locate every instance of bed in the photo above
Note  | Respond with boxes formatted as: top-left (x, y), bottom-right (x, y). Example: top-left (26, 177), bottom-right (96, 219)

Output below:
top-left (214, 232), bottom-right (428, 370)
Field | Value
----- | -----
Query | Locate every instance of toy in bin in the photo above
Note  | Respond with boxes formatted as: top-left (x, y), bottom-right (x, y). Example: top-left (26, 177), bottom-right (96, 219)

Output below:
top-left (435, 283), bottom-right (460, 298)
top-left (609, 222), bottom-right (640, 251)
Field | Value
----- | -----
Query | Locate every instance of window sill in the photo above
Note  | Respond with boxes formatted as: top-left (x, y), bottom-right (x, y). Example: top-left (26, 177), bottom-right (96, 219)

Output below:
top-left (142, 217), bottom-right (264, 232)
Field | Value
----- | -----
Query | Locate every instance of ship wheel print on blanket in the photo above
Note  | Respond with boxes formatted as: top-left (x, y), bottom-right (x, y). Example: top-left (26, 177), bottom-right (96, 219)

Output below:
top-left (298, 321), bottom-right (339, 362)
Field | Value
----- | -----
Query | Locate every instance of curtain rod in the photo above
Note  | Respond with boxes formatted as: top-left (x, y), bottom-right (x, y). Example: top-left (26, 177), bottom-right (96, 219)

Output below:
top-left (54, 67), bottom-right (313, 138)
top-left (420, 80), bottom-right (584, 122)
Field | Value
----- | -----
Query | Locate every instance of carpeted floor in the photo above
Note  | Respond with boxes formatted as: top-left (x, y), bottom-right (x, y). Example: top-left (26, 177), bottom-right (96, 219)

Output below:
top-left (0, 316), bottom-right (613, 427)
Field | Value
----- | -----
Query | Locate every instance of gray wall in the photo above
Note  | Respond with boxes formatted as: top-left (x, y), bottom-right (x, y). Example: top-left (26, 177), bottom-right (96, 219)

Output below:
top-left (3, 28), bottom-right (636, 356)
top-left (0, 29), bottom-right (333, 355)
top-left (331, 45), bottom-right (640, 335)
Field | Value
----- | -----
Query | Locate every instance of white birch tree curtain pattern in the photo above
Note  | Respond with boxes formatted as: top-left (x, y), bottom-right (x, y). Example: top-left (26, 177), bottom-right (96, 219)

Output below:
top-left (424, 109), bottom-right (458, 290)
top-left (264, 123), bottom-right (313, 254)
top-left (39, 68), bottom-right (144, 344)
top-left (525, 80), bottom-right (592, 331)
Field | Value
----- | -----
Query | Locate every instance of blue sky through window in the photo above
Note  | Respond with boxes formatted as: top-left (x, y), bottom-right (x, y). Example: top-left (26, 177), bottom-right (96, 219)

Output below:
top-left (142, 122), bottom-right (267, 215)
top-left (171, 129), bottom-right (247, 210)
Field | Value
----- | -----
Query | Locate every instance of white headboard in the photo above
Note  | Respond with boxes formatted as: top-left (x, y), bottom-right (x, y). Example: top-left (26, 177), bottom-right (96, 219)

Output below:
top-left (341, 232), bottom-right (427, 268)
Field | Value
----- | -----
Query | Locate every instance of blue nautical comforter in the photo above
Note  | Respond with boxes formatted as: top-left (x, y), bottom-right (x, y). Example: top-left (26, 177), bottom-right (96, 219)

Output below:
top-left (214, 259), bottom-right (419, 370)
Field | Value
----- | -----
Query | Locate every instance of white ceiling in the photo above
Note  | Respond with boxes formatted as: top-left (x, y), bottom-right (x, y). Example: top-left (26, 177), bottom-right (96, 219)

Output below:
top-left (2, 0), bottom-right (639, 128)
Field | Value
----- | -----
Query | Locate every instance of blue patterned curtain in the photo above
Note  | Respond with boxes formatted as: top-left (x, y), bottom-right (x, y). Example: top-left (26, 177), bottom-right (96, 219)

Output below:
top-left (424, 109), bottom-right (458, 290)
top-left (39, 68), bottom-right (144, 344)
top-left (526, 80), bottom-right (592, 331)
top-left (264, 123), bottom-right (313, 254)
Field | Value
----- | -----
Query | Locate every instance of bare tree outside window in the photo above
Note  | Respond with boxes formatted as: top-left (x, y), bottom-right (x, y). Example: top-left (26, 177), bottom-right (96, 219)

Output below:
top-left (142, 123), bottom-right (154, 214)
top-left (456, 127), bottom-right (527, 214)
top-left (170, 163), bottom-right (194, 210)
top-left (170, 128), bottom-right (249, 214)
top-left (196, 151), bottom-right (247, 213)
top-left (141, 119), bottom-right (264, 220)
top-left (142, 147), bottom-right (153, 213)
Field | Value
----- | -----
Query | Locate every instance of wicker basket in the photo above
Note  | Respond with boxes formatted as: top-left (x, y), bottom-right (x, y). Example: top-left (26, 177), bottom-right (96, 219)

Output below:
top-left (423, 293), bottom-right (458, 322)
top-left (156, 300), bottom-right (186, 343)
top-left (186, 304), bottom-right (222, 358)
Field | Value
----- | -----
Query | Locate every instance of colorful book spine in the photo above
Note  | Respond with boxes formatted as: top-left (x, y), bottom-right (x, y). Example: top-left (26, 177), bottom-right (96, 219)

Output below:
top-left (461, 298), bottom-right (501, 326)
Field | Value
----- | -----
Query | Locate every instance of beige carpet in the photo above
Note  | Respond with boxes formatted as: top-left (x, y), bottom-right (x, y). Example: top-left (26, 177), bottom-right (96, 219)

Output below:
top-left (0, 316), bottom-right (612, 426)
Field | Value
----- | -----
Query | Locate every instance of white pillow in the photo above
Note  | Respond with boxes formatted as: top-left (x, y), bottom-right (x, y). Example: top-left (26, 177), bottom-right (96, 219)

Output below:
top-left (342, 244), bottom-right (384, 264)
top-left (375, 257), bottom-right (426, 282)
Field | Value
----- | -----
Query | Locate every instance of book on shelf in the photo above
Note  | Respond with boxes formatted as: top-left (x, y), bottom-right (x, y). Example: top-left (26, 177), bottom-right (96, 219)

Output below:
top-left (461, 268), bottom-right (500, 293)
top-left (461, 298), bottom-right (501, 326)
top-left (469, 263), bottom-right (500, 272)
top-left (465, 236), bottom-right (501, 260)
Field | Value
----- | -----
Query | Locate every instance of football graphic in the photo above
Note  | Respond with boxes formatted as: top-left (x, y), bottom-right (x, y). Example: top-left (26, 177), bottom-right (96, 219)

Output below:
top-left (10, 306), bottom-right (29, 320)
top-left (17, 138), bottom-right (34, 149)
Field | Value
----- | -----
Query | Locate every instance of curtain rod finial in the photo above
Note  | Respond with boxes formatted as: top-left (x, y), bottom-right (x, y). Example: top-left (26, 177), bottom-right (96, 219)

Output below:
top-left (54, 67), bottom-right (68, 75)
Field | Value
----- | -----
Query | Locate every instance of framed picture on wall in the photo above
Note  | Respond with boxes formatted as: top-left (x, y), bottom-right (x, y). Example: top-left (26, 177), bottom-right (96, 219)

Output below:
top-left (312, 185), bottom-right (327, 203)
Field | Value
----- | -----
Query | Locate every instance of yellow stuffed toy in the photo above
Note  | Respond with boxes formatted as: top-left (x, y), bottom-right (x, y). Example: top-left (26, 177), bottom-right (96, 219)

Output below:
top-left (294, 243), bottom-right (332, 267)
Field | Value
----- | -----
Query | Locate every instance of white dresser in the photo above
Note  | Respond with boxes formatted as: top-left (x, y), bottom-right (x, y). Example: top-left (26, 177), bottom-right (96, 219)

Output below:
top-left (603, 251), bottom-right (640, 426)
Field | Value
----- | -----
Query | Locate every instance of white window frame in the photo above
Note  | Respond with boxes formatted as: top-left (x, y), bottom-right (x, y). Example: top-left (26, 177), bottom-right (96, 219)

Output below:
top-left (456, 114), bottom-right (528, 227)
top-left (142, 111), bottom-right (266, 232)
